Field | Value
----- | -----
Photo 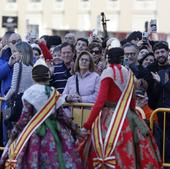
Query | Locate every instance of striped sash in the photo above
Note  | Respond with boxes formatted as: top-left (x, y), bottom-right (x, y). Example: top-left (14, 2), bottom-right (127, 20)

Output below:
top-left (91, 71), bottom-right (134, 169)
top-left (4, 89), bottom-right (60, 168)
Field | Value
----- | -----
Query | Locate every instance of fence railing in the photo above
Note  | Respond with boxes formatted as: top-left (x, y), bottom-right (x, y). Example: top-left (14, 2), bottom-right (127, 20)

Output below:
top-left (0, 100), bottom-right (150, 153)
top-left (135, 106), bottom-right (146, 120)
top-left (150, 108), bottom-right (170, 168)
top-left (63, 102), bottom-right (94, 127)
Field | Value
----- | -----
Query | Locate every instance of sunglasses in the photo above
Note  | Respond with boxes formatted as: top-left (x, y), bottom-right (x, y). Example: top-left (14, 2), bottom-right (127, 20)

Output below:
top-left (90, 50), bottom-right (101, 55)
top-left (9, 39), bottom-right (21, 45)
top-left (34, 53), bottom-right (40, 56)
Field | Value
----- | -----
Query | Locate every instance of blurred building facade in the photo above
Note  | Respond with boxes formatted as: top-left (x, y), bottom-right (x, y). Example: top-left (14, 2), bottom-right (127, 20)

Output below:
top-left (0, 0), bottom-right (170, 39)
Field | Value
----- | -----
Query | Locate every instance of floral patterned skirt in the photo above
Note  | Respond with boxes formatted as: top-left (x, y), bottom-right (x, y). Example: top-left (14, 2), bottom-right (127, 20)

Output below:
top-left (15, 120), bottom-right (83, 169)
top-left (81, 107), bottom-right (162, 169)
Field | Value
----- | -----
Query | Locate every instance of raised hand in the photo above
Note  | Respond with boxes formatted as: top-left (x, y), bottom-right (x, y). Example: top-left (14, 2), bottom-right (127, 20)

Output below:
top-left (151, 72), bottom-right (160, 82)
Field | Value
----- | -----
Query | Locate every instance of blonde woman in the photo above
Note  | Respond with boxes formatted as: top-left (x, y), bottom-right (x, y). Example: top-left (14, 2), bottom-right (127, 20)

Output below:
top-left (4, 41), bottom-right (34, 129)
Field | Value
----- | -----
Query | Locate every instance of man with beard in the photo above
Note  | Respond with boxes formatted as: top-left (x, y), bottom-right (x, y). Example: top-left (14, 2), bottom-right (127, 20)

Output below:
top-left (141, 41), bottom-right (170, 109)
top-left (142, 41), bottom-right (170, 167)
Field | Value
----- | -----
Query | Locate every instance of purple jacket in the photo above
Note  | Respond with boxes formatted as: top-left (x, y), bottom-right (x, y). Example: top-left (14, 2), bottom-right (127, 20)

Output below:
top-left (62, 71), bottom-right (100, 103)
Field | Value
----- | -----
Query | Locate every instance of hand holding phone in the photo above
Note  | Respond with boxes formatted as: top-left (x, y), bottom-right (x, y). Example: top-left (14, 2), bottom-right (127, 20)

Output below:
top-left (123, 58), bottom-right (129, 68)
top-left (8, 53), bottom-right (19, 66)
top-left (142, 32), bottom-right (149, 44)
top-left (150, 19), bottom-right (157, 33)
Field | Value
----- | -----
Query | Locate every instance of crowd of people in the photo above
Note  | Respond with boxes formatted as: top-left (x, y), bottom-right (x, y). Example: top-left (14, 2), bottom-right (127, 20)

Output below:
top-left (0, 26), bottom-right (169, 169)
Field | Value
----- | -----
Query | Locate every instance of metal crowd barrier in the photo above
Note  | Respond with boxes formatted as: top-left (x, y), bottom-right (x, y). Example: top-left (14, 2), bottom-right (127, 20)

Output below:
top-left (63, 102), bottom-right (94, 127)
top-left (0, 102), bottom-right (94, 152)
top-left (150, 108), bottom-right (170, 168)
top-left (135, 106), bottom-right (146, 120)
top-left (0, 101), bottom-right (147, 153)
top-left (64, 102), bottom-right (146, 127)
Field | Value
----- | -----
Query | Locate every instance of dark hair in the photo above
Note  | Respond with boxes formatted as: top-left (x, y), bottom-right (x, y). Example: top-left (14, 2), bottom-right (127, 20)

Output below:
top-left (32, 44), bottom-right (41, 55)
top-left (48, 36), bottom-right (62, 49)
top-left (33, 47), bottom-right (41, 55)
top-left (40, 35), bottom-right (49, 42)
top-left (138, 52), bottom-right (154, 65)
top-left (108, 47), bottom-right (124, 64)
top-left (60, 42), bottom-right (74, 52)
top-left (139, 45), bottom-right (148, 51)
top-left (76, 38), bottom-right (88, 46)
top-left (153, 41), bottom-right (169, 52)
top-left (74, 50), bottom-right (95, 73)
top-left (40, 35), bottom-right (62, 49)
top-left (32, 65), bottom-right (50, 83)
top-left (126, 31), bottom-right (142, 42)
top-left (120, 39), bottom-right (127, 46)
top-left (88, 42), bottom-right (102, 54)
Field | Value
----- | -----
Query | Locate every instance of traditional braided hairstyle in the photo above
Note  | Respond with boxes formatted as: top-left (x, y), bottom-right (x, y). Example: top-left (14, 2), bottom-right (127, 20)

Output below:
top-left (107, 38), bottom-right (124, 64)
top-left (32, 59), bottom-right (51, 83)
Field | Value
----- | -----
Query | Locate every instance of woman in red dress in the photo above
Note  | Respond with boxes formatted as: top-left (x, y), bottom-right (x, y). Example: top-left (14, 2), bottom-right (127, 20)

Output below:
top-left (80, 43), bottom-right (162, 169)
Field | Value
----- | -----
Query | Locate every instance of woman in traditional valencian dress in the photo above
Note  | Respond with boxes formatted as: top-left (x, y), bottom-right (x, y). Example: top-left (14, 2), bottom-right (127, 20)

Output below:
top-left (1, 58), bottom-right (82, 169)
top-left (80, 40), bottom-right (162, 169)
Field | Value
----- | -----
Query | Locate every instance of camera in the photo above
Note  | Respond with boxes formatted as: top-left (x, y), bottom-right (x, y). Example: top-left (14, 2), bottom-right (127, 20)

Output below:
top-left (123, 57), bottom-right (129, 67)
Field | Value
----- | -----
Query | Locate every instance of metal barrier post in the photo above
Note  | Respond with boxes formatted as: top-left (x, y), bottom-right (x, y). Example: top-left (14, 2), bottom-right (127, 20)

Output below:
top-left (150, 108), bottom-right (170, 167)
top-left (63, 102), bottom-right (94, 127)
top-left (0, 147), bottom-right (4, 151)
top-left (135, 106), bottom-right (146, 120)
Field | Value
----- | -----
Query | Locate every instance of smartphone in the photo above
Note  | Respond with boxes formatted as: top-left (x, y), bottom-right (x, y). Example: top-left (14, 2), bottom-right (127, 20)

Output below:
top-left (142, 32), bottom-right (148, 44)
top-left (150, 19), bottom-right (157, 33)
top-left (123, 58), bottom-right (129, 67)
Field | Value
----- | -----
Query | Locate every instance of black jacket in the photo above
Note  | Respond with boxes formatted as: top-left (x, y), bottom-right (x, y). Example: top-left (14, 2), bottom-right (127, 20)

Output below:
top-left (130, 61), bottom-right (170, 109)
